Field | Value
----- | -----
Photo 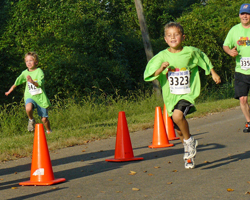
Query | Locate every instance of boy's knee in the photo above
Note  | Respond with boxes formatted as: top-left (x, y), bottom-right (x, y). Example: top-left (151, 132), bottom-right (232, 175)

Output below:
top-left (25, 103), bottom-right (33, 112)
top-left (239, 96), bottom-right (248, 105)
top-left (172, 113), bottom-right (183, 124)
top-left (41, 117), bottom-right (48, 123)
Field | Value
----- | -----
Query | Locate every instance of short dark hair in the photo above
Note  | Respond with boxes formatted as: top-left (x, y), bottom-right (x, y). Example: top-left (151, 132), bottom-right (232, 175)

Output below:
top-left (164, 22), bottom-right (184, 36)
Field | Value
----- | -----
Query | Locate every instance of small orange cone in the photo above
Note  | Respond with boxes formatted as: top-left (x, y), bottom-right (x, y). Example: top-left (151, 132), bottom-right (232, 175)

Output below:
top-left (19, 124), bottom-right (66, 186)
top-left (105, 111), bottom-right (144, 162)
top-left (163, 104), bottom-right (179, 140)
top-left (149, 107), bottom-right (174, 148)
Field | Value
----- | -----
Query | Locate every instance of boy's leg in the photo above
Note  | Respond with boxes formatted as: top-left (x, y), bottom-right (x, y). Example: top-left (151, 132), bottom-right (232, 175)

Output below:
top-left (176, 129), bottom-right (195, 169)
top-left (172, 109), bottom-right (191, 140)
top-left (25, 100), bottom-right (36, 132)
top-left (37, 105), bottom-right (52, 134)
top-left (41, 117), bottom-right (52, 133)
top-left (172, 102), bottom-right (198, 160)
top-left (26, 102), bottom-right (34, 120)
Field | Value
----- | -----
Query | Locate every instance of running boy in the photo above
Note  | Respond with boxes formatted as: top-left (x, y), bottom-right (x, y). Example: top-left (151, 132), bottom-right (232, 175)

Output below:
top-left (223, 3), bottom-right (250, 133)
top-left (144, 22), bottom-right (221, 169)
top-left (5, 52), bottom-right (52, 133)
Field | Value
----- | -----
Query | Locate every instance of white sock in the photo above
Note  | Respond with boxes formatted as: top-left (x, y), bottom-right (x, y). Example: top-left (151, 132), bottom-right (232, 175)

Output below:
top-left (184, 137), bottom-right (193, 144)
top-left (29, 119), bottom-right (34, 121)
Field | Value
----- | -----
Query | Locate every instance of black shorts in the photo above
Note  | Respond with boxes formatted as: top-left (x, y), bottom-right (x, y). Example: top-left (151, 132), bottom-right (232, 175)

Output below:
top-left (171, 100), bottom-right (195, 131)
top-left (234, 72), bottom-right (250, 99)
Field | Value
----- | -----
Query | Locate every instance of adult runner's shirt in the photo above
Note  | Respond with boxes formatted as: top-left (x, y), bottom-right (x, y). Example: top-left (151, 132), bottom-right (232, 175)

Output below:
top-left (14, 68), bottom-right (51, 108)
top-left (223, 23), bottom-right (250, 75)
top-left (144, 46), bottom-right (213, 116)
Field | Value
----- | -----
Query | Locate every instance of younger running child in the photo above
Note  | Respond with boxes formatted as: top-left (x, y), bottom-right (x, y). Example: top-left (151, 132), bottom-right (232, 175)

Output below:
top-left (144, 22), bottom-right (221, 169)
top-left (5, 51), bottom-right (52, 134)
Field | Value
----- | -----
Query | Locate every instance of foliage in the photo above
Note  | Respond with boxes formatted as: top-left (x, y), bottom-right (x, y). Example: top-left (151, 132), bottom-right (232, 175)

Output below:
top-left (0, 0), bottom-right (202, 105)
top-left (142, 0), bottom-right (200, 39)
top-left (0, 0), bottom-right (146, 103)
top-left (178, 0), bottom-right (245, 87)
top-left (0, 0), bottom-right (246, 106)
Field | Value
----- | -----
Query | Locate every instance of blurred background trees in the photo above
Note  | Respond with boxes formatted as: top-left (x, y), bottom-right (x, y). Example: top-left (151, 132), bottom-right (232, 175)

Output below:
top-left (0, 0), bottom-right (244, 104)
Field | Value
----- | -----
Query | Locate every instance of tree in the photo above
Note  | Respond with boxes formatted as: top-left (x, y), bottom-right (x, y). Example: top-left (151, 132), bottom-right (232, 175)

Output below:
top-left (134, 0), bottom-right (161, 96)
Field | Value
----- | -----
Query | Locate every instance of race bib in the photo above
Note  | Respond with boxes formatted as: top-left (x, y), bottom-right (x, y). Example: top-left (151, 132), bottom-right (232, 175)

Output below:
top-left (28, 81), bottom-right (42, 95)
top-left (240, 57), bottom-right (250, 70)
top-left (168, 70), bottom-right (190, 94)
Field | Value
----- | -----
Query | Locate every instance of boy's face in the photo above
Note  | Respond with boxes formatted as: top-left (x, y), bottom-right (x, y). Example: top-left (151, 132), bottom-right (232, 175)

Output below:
top-left (25, 55), bottom-right (37, 71)
top-left (240, 13), bottom-right (250, 27)
top-left (164, 27), bottom-right (185, 50)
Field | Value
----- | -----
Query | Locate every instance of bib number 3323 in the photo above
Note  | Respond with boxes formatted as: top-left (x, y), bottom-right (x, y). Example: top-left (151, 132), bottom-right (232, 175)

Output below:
top-left (168, 70), bottom-right (190, 94)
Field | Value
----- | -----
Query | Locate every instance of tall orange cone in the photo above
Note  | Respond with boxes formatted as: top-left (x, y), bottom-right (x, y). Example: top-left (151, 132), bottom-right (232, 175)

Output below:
top-left (105, 111), bottom-right (144, 162)
top-left (149, 107), bottom-right (174, 148)
top-left (19, 124), bottom-right (66, 186)
top-left (163, 104), bottom-right (179, 140)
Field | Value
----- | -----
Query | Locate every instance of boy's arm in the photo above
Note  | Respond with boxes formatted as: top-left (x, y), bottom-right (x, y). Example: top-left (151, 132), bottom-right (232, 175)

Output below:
top-left (210, 68), bottom-right (221, 84)
top-left (153, 62), bottom-right (169, 76)
top-left (27, 75), bottom-right (39, 87)
top-left (223, 46), bottom-right (238, 57)
top-left (5, 85), bottom-right (17, 96)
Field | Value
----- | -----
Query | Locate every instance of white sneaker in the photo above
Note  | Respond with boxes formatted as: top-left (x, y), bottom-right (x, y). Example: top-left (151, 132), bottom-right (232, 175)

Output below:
top-left (28, 119), bottom-right (35, 132)
top-left (185, 158), bottom-right (195, 169)
top-left (183, 137), bottom-right (198, 160)
top-left (183, 142), bottom-right (188, 160)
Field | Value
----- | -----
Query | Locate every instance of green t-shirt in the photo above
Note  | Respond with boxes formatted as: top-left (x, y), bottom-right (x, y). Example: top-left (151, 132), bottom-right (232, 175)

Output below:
top-left (223, 23), bottom-right (250, 74)
top-left (144, 46), bottom-right (213, 116)
top-left (14, 68), bottom-right (51, 108)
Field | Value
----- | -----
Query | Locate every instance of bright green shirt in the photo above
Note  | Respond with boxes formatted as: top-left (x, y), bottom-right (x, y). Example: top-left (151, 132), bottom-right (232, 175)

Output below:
top-left (223, 23), bottom-right (250, 75)
top-left (14, 68), bottom-right (51, 108)
top-left (144, 46), bottom-right (213, 116)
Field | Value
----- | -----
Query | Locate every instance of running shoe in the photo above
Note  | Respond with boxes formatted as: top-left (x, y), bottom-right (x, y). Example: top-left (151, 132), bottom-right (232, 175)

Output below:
top-left (243, 122), bottom-right (250, 133)
top-left (184, 158), bottom-right (195, 169)
top-left (28, 119), bottom-right (35, 132)
top-left (183, 137), bottom-right (198, 160)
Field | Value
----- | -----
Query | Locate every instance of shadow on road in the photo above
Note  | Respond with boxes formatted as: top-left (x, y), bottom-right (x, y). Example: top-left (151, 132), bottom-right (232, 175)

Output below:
top-left (7, 187), bottom-right (67, 200)
top-left (197, 150), bottom-right (250, 170)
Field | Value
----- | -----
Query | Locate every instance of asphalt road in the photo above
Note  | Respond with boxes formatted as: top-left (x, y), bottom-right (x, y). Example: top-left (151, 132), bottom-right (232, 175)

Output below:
top-left (1, 106), bottom-right (250, 200)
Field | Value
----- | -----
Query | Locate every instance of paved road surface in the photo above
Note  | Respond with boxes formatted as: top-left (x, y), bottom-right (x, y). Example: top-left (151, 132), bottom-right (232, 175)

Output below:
top-left (1, 107), bottom-right (250, 200)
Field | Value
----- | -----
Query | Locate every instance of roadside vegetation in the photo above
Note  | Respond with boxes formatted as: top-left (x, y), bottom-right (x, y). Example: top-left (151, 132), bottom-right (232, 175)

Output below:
top-left (0, 82), bottom-right (238, 162)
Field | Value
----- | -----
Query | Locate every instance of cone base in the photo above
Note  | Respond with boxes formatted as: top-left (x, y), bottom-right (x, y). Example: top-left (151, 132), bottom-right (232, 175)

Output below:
top-left (148, 143), bottom-right (174, 148)
top-left (105, 157), bottom-right (144, 162)
top-left (168, 137), bottom-right (180, 141)
top-left (19, 178), bottom-right (66, 186)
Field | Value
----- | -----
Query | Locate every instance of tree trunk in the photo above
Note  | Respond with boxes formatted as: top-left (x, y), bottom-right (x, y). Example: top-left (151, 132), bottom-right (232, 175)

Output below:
top-left (134, 0), bottom-right (161, 96)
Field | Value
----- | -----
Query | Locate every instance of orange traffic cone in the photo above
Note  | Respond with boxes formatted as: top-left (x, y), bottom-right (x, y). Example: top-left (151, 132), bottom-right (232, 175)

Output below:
top-left (163, 104), bottom-right (179, 140)
top-left (19, 124), bottom-right (66, 186)
top-left (149, 107), bottom-right (174, 148)
top-left (105, 111), bottom-right (144, 162)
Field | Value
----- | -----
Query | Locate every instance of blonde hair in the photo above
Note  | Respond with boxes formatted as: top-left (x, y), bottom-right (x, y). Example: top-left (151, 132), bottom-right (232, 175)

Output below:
top-left (164, 22), bottom-right (184, 36)
top-left (24, 51), bottom-right (39, 64)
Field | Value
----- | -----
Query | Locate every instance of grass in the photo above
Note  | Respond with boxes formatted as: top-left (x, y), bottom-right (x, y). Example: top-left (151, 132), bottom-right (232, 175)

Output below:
top-left (0, 86), bottom-right (240, 162)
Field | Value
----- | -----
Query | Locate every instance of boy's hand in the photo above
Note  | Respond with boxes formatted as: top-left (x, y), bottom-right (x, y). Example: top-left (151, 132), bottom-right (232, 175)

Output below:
top-left (27, 75), bottom-right (33, 84)
top-left (211, 70), bottom-right (221, 84)
top-left (5, 85), bottom-right (16, 96)
top-left (229, 46), bottom-right (238, 57)
top-left (160, 62), bottom-right (170, 72)
top-left (154, 62), bottom-right (169, 76)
